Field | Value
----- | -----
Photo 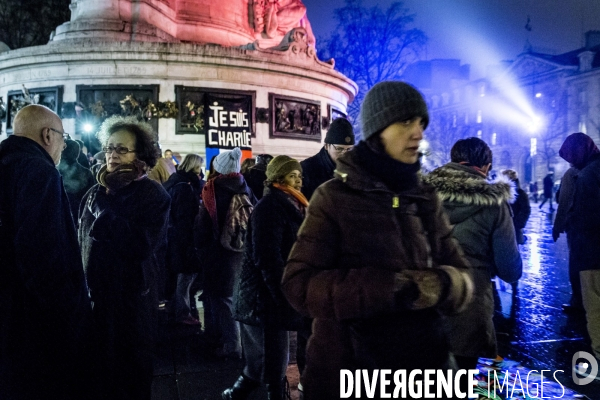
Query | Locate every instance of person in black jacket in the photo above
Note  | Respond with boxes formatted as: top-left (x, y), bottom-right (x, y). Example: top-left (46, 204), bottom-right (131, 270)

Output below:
top-left (58, 139), bottom-right (96, 224)
top-left (300, 117), bottom-right (354, 200)
top-left (78, 116), bottom-right (170, 400)
top-left (0, 104), bottom-right (96, 400)
top-left (563, 133), bottom-right (600, 356)
top-left (539, 172), bottom-right (555, 212)
top-left (244, 154), bottom-right (273, 200)
top-left (502, 169), bottom-right (531, 245)
top-left (223, 155), bottom-right (308, 400)
top-left (163, 153), bottom-right (204, 325)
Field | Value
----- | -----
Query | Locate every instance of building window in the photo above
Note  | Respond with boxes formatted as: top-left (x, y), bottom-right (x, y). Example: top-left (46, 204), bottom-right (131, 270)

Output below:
top-left (453, 89), bottom-right (460, 103)
top-left (442, 93), bottom-right (450, 106)
top-left (452, 114), bottom-right (457, 128)
top-left (477, 110), bottom-right (482, 124)
top-left (477, 129), bottom-right (482, 139)
top-left (492, 132), bottom-right (497, 146)
top-left (530, 138), bottom-right (537, 157)
top-left (479, 84), bottom-right (485, 97)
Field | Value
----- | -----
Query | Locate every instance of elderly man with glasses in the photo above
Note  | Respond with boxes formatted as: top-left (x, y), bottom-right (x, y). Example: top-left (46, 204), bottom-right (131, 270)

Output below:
top-left (0, 104), bottom-right (96, 399)
top-left (300, 117), bottom-right (355, 201)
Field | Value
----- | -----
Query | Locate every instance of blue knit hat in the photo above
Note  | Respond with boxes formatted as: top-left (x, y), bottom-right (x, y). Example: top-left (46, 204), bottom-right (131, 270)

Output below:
top-left (213, 148), bottom-right (242, 174)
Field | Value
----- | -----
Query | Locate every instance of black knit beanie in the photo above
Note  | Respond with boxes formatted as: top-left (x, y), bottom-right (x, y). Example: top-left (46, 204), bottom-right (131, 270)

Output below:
top-left (325, 118), bottom-right (355, 145)
top-left (360, 81), bottom-right (429, 140)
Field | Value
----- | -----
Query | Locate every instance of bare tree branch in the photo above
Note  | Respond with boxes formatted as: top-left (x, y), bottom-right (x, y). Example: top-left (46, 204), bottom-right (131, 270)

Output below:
top-left (318, 0), bottom-right (426, 134)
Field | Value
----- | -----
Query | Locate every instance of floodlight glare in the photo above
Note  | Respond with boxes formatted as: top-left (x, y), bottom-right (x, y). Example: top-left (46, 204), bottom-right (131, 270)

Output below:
top-left (83, 123), bottom-right (94, 133)
top-left (527, 116), bottom-right (543, 133)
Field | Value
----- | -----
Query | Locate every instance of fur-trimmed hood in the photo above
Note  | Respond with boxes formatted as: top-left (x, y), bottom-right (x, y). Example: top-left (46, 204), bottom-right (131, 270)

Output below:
top-left (423, 162), bottom-right (516, 224)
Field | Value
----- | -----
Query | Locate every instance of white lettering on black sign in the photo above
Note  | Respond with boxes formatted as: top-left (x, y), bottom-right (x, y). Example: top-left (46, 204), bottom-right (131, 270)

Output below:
top-left (206, 100), bottom-right (252, 150)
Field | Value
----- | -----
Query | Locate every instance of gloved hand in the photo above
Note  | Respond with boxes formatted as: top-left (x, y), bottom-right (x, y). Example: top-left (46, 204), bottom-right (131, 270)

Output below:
top-left (394, 266), bottom-right (473, 315)
top-left (552, 228), bottom-right (560, 242)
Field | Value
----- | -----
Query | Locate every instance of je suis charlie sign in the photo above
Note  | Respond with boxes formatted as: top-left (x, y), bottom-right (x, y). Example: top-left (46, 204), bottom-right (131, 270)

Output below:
top-left (205, 93), bottom-right (252, 151)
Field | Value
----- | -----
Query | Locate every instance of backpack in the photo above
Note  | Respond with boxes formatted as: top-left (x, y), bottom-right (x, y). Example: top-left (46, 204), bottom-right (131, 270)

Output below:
top-left (220, 193), bottom-right (253, 252)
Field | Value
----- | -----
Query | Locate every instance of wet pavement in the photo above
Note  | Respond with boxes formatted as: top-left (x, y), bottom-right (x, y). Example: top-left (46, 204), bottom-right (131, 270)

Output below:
top-left (151, 203), bottom-right (600, 400)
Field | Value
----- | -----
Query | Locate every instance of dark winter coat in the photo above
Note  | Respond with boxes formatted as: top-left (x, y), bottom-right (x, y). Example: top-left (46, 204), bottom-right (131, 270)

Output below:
top-left (510, 181), bottom-right (531, 244)
top-left (244, 165), bottom-right (267, 200)
top-left (543, 174), bottom-right (554, 198)
top-left (300, 146), bottom-right (335, 200)
top-left (233, 185), bottom-right (304, 330)
top-left (282, 149), bottom-right (471, 399)
top-left (78, 177), bottom-right (170, 398)
top-left (568, 153), bottom-right (600, 272)
top-left (424, 162), bottom-right (522, 358)
top-left (0, 136), bottom-right (95, 400)
top-left (554, 167), bottom-right (578, 236)
top-left (195, 174), bottom-right (256, 297)
top-left (163, 170), bottom-right (202, 274)
top-left (57, 158), bottom-right (96, 223)
top-left (511, 185), bottom-right (531, 231)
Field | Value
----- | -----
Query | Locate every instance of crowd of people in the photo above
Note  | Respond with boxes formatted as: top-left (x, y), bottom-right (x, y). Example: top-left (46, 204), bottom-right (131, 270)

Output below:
top-left (0, 78), bottom-right (599, 399)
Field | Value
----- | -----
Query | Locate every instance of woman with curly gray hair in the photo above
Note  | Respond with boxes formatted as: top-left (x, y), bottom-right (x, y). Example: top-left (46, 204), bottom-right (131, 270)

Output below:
top-left (78, 116), bottom-right (170, 400)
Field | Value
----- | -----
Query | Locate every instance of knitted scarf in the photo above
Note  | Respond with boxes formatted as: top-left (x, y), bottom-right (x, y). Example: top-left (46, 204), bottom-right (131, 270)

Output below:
top-left (272, 182), bottom-right (309, 207)
top-left (354, 140), bottom-right (420, 193)
top-left (202, 172), bottom-right (243, 235)
top-left (97, 159), bottom-right (148, 194)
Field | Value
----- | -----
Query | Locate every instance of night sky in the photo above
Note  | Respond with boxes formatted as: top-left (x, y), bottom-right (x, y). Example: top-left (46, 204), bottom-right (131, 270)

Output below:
top-left (303, 0), bottom-right (600, 79)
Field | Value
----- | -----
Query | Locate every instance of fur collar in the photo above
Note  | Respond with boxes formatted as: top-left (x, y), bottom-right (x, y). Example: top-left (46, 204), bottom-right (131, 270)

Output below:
top-left (424, 162), bottom-right (516, 206)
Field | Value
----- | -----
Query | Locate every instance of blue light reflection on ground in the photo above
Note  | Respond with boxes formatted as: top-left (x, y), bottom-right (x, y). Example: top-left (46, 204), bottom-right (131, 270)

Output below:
top-left (526, 232), bottom-right (541, 274)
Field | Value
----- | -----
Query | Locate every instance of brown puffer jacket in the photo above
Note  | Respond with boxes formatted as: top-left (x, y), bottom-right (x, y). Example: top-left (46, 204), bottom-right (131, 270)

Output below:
top-left (282, 149), bottom-right (473, 399)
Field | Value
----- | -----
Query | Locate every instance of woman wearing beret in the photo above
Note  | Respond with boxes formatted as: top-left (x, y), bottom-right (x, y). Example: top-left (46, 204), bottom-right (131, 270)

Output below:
top-left (222, 155), bottom-right (308, 400)
top-left (78, 116), bottom-right (170, 400)
top-left (281, 81), bottom-right (474, 399)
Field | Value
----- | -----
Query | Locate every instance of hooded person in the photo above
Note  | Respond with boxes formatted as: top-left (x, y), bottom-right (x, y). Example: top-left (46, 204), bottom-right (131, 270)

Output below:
top-left (554, 132), bottom-right (600, 314)
top-left (195, 148), bottom-right (256, 358)
top-left (562, 134), bottom-right (600, 352)
top-left (300, 117), bottom-right (355, 200)
top-left (423, 138), bottom-right (522, 385)
top-left (281, 81), bottom-right (474, 399)
top-left (224, 155), bottom-right (307, 400)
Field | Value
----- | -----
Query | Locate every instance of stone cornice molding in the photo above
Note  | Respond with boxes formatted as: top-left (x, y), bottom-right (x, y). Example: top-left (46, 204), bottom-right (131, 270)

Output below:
top-left (0, 39), bottom-right (357, 102)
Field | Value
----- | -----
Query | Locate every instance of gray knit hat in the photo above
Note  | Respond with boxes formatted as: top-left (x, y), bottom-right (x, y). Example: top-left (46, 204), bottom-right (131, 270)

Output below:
top-left (213, 147), bottom-right (242, 174)
top-left (360, 81), bottom-right (429, 141)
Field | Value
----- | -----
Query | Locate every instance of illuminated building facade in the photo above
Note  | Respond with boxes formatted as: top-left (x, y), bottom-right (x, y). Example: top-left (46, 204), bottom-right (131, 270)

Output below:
top-left (408, 31), bottom-right (600, 186)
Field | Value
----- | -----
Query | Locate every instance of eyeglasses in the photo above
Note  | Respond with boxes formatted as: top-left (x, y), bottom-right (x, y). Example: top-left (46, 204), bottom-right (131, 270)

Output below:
top-left (331, 144), bottom-right (353, 153)
top-left (48, 127), bottom-right (70, 140)
top-left (103, 146), bottom-right (136, 155)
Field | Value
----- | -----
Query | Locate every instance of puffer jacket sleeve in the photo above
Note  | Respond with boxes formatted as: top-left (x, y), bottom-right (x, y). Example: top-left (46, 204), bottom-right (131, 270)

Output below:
top-left (282, 188), bottom-right (400, 320)
top-left (491, 203), bottom-right (522, 283)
